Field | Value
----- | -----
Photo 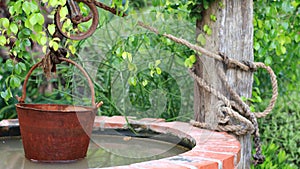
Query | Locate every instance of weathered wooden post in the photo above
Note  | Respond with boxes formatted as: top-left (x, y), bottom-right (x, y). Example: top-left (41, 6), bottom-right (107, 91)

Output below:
top-left (194, 1), bottom-right (254, 168)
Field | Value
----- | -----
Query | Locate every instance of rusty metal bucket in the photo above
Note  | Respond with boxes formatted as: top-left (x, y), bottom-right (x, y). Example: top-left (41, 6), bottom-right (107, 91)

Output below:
top-left (15, 58), bottom-right (102, 162)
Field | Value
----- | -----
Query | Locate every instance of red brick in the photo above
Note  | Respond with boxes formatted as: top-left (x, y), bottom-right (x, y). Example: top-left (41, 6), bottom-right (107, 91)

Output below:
top-left (183, 151), bottom-right (235, 169)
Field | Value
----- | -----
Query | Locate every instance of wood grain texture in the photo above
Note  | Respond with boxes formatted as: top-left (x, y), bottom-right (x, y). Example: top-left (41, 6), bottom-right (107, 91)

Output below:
top-left (194, 0), bottom-right (253, 168)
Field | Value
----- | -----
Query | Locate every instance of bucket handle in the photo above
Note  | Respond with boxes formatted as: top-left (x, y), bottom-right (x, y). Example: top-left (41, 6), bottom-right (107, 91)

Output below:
top-left (17, 57), bottom-right (103, 109)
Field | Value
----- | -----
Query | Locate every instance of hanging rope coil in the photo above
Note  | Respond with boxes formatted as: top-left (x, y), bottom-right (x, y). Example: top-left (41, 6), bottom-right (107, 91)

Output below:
top-left (137, 21), bottom-right (278, 165)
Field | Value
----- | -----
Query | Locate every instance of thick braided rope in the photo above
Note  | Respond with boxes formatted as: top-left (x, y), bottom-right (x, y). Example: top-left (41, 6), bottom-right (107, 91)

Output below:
top-left (188, 69), bottom-right (255, 135)
top-left (137, 21), bottom-right (278, 165)
top-left (188, 69), bottom-right (231, 107)
top-left (137, 21), bottom-right (278, 118)
top-left (137, 21), bottom-right (250, 71)
top-left (190, 120), bottom-right (249, 135)
top-left (217, 68), bottom-right (264, 164)
top-left (254, 62), bottom-right (278, 118)
top-left (190, 100), bottom-right (255, 135)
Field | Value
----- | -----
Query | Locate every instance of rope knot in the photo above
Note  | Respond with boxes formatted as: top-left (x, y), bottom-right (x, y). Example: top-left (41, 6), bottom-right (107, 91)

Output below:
top-left (50, 47), bottom-right (67, 64)
top-left (241, 60), bottom-right (257, 72)
top-left (216, 101), bottom-right (230, 124)
top-left (219, 52), bottom-right (232, 68)
top-left (42, 48), bottom-right (68, 79)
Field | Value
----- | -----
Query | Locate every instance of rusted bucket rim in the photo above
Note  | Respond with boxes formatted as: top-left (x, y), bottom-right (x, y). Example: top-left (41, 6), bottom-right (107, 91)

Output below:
top-left (15, 103), bottom-right (97, 113)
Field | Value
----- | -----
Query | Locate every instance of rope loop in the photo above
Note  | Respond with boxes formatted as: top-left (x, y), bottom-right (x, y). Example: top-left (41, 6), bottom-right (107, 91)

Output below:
top-left (253, 62), bottom-right (278, 118)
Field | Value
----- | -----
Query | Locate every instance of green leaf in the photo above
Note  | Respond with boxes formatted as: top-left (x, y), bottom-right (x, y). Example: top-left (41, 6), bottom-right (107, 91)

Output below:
top-left (257, 19), bottom-right (263, 29)
top-left (203, 25), bottom-right (212, 36)
top-left (0, 18), bottom-right (10, 28)
top-left (291, 1), bottom-right (300, 8)
top-left (68, 45), bottom-right (76, 54)
top-left (295, 34), bottom-right (300, 43)
top-left (203, 0), bottom-right (209, 9)
top-left (197, 34), bottom-right (206, 46)
top-left (278, 150), bottom-right (286, 163)
top-left (30, 1), bottom-right (39, 12)
top-left (19, 62), bottom-right (27, 71)
top-left (142, 80), bottom-right (148, 86)
top-left (29, 13), bottom-right (45, 26)
top-left (23, 38), bottom-right (31, 47)
top-left (22, 1), bottom-right (32, 15)
top-left (33, 24), bottom-right (43, 33)
top-left (9, 6), bottom-right (15, 16)
top-left (206, 28), bottom-right (212, 36)
top-left (0, 36), bottom-right (7, 46)
top-left (264, 20), bottom-right (271, 30)
top-left (122, 52), bottom-right (127, 60)
top-left (9, 23), bottom-right (18, 34)
top-left (128, 76), bottom-right (137, 86)
top-left (122, 52), bottom-right (132, 62)
top-left (203, 25), bottom-right (209, 32)
top-left (127, 53), bottom-right (132, 62)
top-left (189, 55), bottom-right (196, 63)
top-left (156, 67), bottom-right (162, 75)
top-left (150, 70), bottom-right (155, 77)
top-left (184, 58), bottom-right (192, 68)
top-left (39, 36), bottom-right (47, 46)
top-left (1, 90), bottom-right (10, 101)
top-left (52, 41), bottom-right (59, 51)
top-left (280, 46), bottom-right (286, 54)
top-left (58, 0), bottom-right (66, 6)
top-left (24, 19), bottom-right (32, 28)
top-left (13, 1), bottom-right (22, 14)
top-left (14, 64), bottom-right (22, 75)
top-left (49, 0), bottom-right (59, 7)
top-left (21, 28), bottom-right (31, 36)
top-left (62, 19), bottom-right (72, 31)
top-left (254, 42), bottom-right (260, 51)
top-left (210, 14), bottom-right (217, 22)
top-left (5, 59), bottom-right (14, 70)
top-left (284, 36), bottom-right (291, 44)
top-left (36, 13), bottom-right (45, 25)
top-left (185, 55), bottom-right (197, 68)
top-left (265, 56), bottom-right (272, 65)
top-left (49, 40), bottom-right (59, 51)
top-left (269, 41), bottom-right (276, 50)
top-left (29, 14), bottom-right (38, 25)
top-left (59, 6), bottom-right (69, 21)
top-left (10, 76), bottom-right (21, 88)
top-left (48, 24), bottom-right (56, 35)
top-left (255, 30), bottom-right (264, 39)
top-left (277, 35), bottom-right (286, 45)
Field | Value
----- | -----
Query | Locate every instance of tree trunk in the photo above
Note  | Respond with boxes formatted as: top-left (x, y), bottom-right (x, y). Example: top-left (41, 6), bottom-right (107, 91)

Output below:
top-left (194, 0), bottom-right (253, 168)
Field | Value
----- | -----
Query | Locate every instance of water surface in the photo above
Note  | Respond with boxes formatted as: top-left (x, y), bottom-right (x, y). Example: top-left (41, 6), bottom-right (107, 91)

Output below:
top-left (0, 134), bottom-right (189, 169)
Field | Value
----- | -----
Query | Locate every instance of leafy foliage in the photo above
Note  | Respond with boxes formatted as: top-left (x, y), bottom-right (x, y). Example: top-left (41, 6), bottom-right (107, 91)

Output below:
top-left (251, 142), bottom-right (297, 169)
top-left (253, 0), bottom-right (299, 92)
top-left (253, 0), bottom-right (300, 166)
top-left (0, 0), bottom-right (66, 104)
